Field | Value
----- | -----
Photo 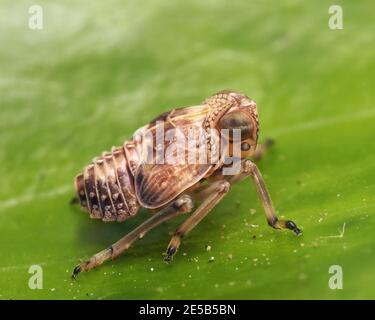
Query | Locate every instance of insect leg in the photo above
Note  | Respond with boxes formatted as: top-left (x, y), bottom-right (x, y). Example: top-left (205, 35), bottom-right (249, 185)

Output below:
top-left (72, 195), bottom-right (193, 279)
top-left (69, 196), bottom-right (79, 205)
top-left (252, 138), bottom-right (274, 161)
top-left (232, 159), bottom-right (302, 235)
top-left (164, 180), bottom-right (230, 262)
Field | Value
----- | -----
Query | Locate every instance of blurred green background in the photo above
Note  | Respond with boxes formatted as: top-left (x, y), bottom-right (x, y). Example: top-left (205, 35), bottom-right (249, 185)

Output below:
top-left (0, 0), bottom-right (374, 299)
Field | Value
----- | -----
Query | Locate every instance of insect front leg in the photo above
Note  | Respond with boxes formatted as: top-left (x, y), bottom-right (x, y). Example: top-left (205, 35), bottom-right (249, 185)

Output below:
top-left (252, 138), bottom-right (274, 161)
top-left (164, 180), bottom-right (231, 262)
top-left (72, 195), bottom-right (193, 279)
top-left (231, 159), bottom-right (302, 235)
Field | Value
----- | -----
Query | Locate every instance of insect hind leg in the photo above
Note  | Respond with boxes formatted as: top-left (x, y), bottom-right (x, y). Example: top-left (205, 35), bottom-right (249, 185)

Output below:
top-left (72, 195), bottom-right (194, 279)
top-left (164, 180), bottom-right (230, 262)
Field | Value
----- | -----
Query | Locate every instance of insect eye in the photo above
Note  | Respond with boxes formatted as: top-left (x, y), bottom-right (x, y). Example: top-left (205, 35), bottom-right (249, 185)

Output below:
top-left (241, 142), bottom-right (251, 151)
top-left (219, 111), bottom-right (253, 140)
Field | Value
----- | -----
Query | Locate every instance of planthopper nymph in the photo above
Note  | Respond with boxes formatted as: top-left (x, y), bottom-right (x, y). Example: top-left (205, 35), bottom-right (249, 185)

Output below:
top-left (72, 90), bottom-right (301, 278)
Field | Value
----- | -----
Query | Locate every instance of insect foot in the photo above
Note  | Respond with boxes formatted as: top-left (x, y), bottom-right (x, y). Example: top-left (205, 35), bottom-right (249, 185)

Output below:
top-left (286, 220), bottom-right (302, 236)
top-left (71, 246), bottom-right (113, 279)
top-left (71, 258), bottom-right (99, 280)
top-left (164, 246), bottom-right (177, 263)
top-left (71, 265), bottom-right (81, 280)
top-left (269, 217), bottom-right (302, 236)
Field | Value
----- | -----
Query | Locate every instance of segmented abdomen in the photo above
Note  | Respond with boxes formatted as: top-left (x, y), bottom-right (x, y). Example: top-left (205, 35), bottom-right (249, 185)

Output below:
top-left (74, 146), bottom-right (140, 222)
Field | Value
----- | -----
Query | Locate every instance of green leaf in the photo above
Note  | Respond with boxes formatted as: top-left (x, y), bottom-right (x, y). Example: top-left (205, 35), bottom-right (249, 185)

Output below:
top-left (0, 0), bottom-right (374, 299)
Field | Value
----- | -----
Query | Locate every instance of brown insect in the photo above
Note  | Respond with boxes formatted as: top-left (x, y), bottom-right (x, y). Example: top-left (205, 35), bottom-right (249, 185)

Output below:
top-left (72, 90), bottom-right (301, 278)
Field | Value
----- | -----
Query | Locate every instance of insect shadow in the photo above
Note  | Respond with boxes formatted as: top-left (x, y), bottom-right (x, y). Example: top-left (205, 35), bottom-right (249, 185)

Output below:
top-left (70, 202), bottom-right (194, 261)
top-left (69, 195), bottom-right (235, 263)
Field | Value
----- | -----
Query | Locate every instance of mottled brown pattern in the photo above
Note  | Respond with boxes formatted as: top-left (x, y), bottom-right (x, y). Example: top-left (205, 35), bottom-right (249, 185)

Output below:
top-left (75, 147), bottom-right (140, 222)
top-left (135, 163), bottom-right (211, 208)
top-left (83, 164), bottom-right (101, 218)
top-left (112, 147), bottom-right (139, 216)
top-left (74, 90), bottom-right (258, 221)
top-left (103, 155), bottom-right (128, 221)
